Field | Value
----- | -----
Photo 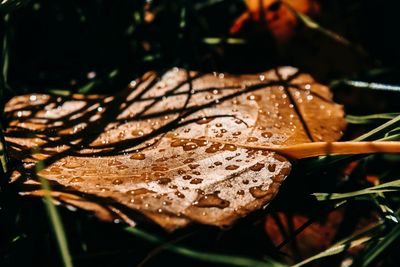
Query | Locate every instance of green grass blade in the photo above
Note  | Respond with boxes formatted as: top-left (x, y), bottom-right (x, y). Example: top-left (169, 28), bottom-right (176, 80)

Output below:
top-left (346, 113), bottom-right (400, 124)
top-left (0, 141), bottom-right (7, 173)
top-left (293, 236), bottom-right (371, 267)
top-left (313, 179), bottom-right (400, 201)
top-left (35, 157), bottom-right (74, 267)
top-left (77, 81), bottom-right (96, 94)
top-left (124, 226), bottom-right (285, 267)
top-left (292, 220), bottom-right (387, 267)
top-left (358, 223), bottom-right (400, 267)
top-left (203, 37), bottom-right (247, 45)
top-left (0, 14), bottom-right (11, 174)
top-left (354, 114), bottom-right (400, 141)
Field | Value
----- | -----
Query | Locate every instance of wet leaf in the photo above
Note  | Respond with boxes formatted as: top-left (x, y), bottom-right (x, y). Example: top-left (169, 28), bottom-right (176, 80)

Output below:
top-left (5, 67), bottom-right (346, 230)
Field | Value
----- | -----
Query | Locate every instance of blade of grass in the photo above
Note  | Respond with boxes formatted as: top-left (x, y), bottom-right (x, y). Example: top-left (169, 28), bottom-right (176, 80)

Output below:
top-left (35, 150), bottom-right (74, 267)
top-left (342, 80), bottom-right (400, 93)
top-left (356, 222), bottom-right (400, 267)
top-left (293, 236), bottom-right (371, 267)
top-left (77, 81), bottom-right (96, 94)
top-left (0, 13), bottom-right (11, 175)
top-left (124, 226), bottom-right (286, 267)
top-left (48, 89), bottom-right (72, 97)
top-left (313, 179), bottom-right (400, 201)
top-left (292, 217), bottom-right (389, 267)
top-left (346, 113), bottom-right (400, 124)
top-left (203, 37), bottom-right (247, 45)
top-left (295, 209), bottom-right (400, 267)
top-left (354, 114), bottom-right (400, 141)
top-left (0, 0), bottom-right (31, 13)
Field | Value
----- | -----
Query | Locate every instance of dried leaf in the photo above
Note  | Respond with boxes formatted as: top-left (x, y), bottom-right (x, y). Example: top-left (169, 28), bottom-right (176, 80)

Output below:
top-left (265, 210), bottom-right (343, 260)
top-left (5, 67), bottom-right (346, 230)
top-left (230, 0), bottom-right (320, 43)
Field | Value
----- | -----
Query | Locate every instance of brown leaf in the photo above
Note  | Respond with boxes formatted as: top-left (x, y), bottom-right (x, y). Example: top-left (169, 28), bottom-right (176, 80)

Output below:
top-left (230, 0), bottom-right (320, 43)
top-left (265, 210), bottom-right (344, 260)
top-left (5, 67), bottom-right (346, 230)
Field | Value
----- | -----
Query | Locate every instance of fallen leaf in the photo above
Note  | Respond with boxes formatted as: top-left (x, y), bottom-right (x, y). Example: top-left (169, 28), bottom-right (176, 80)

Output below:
top-left (265, 210), bottom-right (343, 260)
top-left (230, 0), bottom-right (320, 43)
top-left (5, 67), bottom-right (346, 230)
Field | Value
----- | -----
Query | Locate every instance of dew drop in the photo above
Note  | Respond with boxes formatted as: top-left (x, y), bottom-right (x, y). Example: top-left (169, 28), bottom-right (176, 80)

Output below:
top-left (195, 193), bottom-right (230, 209)
top-left (183, 143), bottom-right (198, 151)
top-left (153, 172), bottom-right (164, 178)
top-left (130, 153), bottom-right (146, 160)
top-left (247, 94), bottom-right (261, 101)
top-left (237, 190), bottom-right (245, 195)
top-left (223, 144), bottom-right (237, 151)
top-left (127, 188), bottom-right (155, 195)
top-left (62, 161), bottom-right (82, 169)
top-left (196, 189), bottom-right (205, 195)
top-left (190, 178), bottom-right (203, 184)
top-left (29, 95), bottom-right (37, 102)
top-left (262, 132), bottom-right (273, 138)
top-left (158, 178), bottom-right (171, 185)
top-left (183, 158), bottom-right (194, 164)
top-left (247, 137), bottom-right (258, 142)
top-left (196, 118), bottom-right (214, 125)
top-left (268, 164), bottom-right (276, 172)
top-left (250, 163), bottom-right (265, 172)
top-left (225, 165), bottom-right (239, 170)
top-left (249, 186), bottom-right (271, 199)
top-left (108, 160), bottom-right (122, 166)
top-left (69, 177), bottom-right (83, 183)
top-left (132, 130), bottom-right (145, 137)
top-left (112, 179), bottom-right (123, 185)
top-left (188, 164), bottom-right (200, 169)
top-left (152, 166), bottom-right (169, 172)
top-left (183, 175), bottom-right (192, 180)
top-left (175, 191), bottom-right (185, 198)
top-left (205, 143), bottom-right (222, 153)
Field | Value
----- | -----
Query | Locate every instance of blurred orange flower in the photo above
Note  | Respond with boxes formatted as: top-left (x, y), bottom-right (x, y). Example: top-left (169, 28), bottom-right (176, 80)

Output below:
top-left (231, 0), bottom-right (320, 43)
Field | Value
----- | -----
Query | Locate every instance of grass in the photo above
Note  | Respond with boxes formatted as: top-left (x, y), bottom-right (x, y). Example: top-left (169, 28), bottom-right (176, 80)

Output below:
top-left (1, 0), bottom-right (400, 267)
top-left (35, 153), bottom-right (73, 267)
